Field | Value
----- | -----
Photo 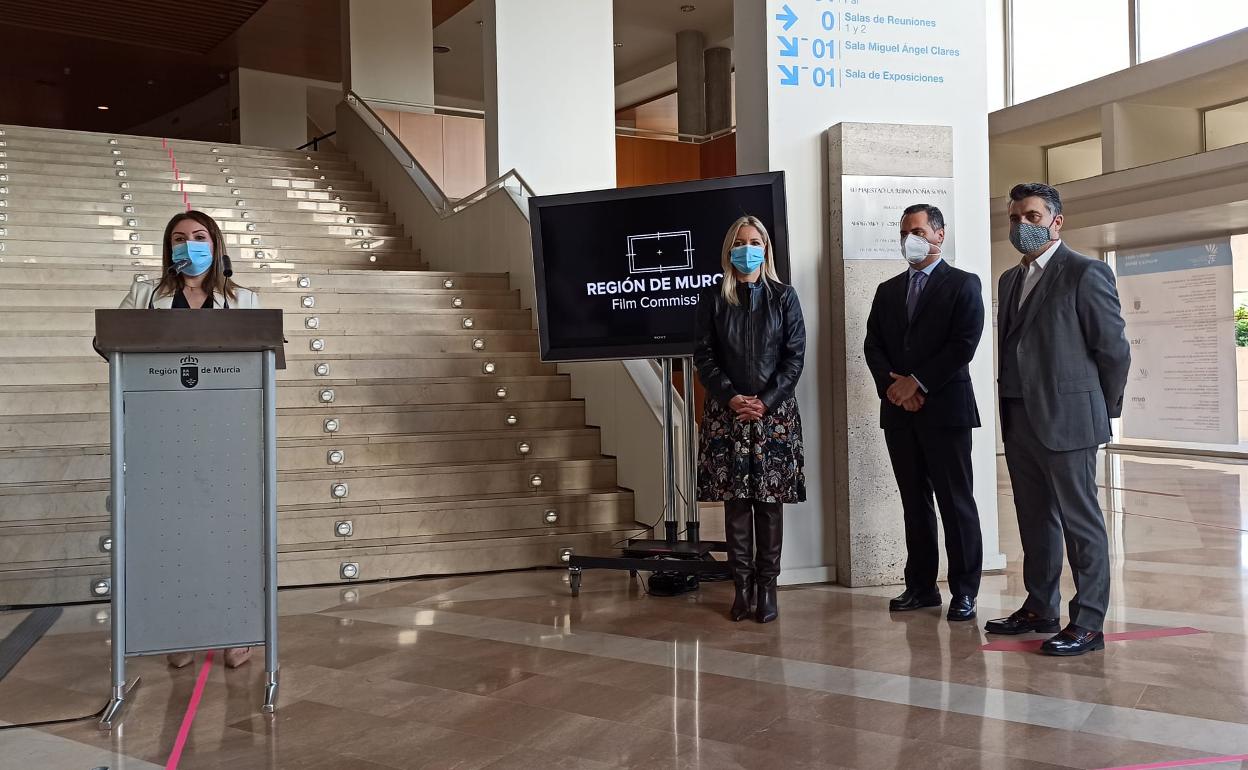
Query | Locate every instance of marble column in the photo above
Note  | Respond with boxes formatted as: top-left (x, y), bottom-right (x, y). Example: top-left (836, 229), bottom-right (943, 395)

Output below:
top-left (704, 46), bottom-right (732, 134)
top-left (676, 30), bottom-right (706, 136)
top-left (828, 122), bottom-right (954, 586)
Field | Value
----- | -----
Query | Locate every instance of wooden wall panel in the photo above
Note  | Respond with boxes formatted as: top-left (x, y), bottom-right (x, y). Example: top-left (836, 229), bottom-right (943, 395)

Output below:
top-left (699, 133), bottom-right (737, 179)
top-left (616, 136), bottom-right (701, 188)
top-left (398, 111), bottom-right (447, 191)
top-left (442, 115), bottom-right (487, 199)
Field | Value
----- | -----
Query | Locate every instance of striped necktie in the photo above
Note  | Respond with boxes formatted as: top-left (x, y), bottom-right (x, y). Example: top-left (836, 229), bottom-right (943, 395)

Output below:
top-left (906, 271), bottom-right (927, 321)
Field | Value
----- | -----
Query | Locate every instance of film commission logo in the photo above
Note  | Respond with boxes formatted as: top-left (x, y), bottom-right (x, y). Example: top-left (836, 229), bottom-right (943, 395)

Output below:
top-left (585, 230), bottom-right (722, 310)
top-left (146, 355), bottom-right (242, 388)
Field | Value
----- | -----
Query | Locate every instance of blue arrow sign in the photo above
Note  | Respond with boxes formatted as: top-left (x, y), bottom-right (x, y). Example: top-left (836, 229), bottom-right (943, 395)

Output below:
top-left (778, 64), bottom-right (800, 86)
top-left (777, 36), bottom-right (799, 57)
top-left (775, 4), bottom-right (798, 31)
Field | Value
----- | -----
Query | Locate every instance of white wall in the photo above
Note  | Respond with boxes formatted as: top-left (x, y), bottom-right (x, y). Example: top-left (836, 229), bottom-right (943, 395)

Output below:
top-left (483, 0), bottom-right (616, 194)
top-left (1103, 102), bottom-right (1202, 172)
top-left (343, 0), bottom-right (435, 105)
top-left (735, 0), bottom-right (1003, 585)
top-left (232, 69), bottom-right (308, 149)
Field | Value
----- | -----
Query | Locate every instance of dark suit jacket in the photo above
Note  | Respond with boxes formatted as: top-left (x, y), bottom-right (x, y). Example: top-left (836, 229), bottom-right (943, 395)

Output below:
top-left (996, 243), bottom-right (1131, 452)
top-left (864, 260), bottom-right (985, 430)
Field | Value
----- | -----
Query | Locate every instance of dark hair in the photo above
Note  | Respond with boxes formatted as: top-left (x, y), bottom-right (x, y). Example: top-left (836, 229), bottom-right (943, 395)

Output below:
top-left (1008, 182), bottom-right (1063, 216)
top-left (901, 203), bottom-right (945, 231)
top-left (155, 210), bottom-right (239, 302)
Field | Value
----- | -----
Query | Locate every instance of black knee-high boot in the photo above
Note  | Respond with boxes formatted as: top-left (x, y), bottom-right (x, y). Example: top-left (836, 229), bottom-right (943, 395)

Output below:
top-left (753, 501), bottom-right (783, 623)
top-left (724, 499), bottom-right (755, 621)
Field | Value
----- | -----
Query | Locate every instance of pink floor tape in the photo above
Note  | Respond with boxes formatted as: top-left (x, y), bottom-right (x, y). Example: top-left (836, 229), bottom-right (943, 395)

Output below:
top-left (165, 649), bottom-right (214, 770)
top-left (981, 626), bottom-right (1205, 652)
top-left (1096, 755), bottom-right (1248, 769)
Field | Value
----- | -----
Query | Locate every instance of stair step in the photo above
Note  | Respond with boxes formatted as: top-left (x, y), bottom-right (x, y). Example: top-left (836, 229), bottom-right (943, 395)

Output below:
top-left (0, 196), bottom-right (392, 217)
top-left (0, 376), bottom-right (573, 416)
top-left (0, 288), bottom-right (515, 314)
top-left (0, 264), bottom-right (509, 290)
top-left (0, 457), bottom-right (619, 521)
top-left (0, 125), bottom-right (351, 163)
top-left (0, 208), bottom-right (397, 228)
top-left (2, 162), bottom-right (369, 187)
top-left (0, 401), bottom-right (586, 449)
top-left (0, 492), bottom-right (634, 567)
top-left (2, 330), bottom-right (537, 358)
top-left (0, 527), bottom-right (634, 606)
top-left (0, 307), bottom-right (532, 333)
top-left (0, 428), bottom-right (604, 484)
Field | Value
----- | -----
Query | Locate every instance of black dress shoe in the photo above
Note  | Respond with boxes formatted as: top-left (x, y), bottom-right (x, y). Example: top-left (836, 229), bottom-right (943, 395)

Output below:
top-left (946, 595), bottom-right (976, 621)
top-left (1040, 625), bottom-right (1105, 656)
top-left (889, 589), bottom-right (941, 612)
top-left (984, 608), bottom-right (1061, 635)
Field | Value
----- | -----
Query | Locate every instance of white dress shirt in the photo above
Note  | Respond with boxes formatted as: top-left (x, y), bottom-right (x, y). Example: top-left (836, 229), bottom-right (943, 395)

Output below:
top-left (1018, 240), bottom-right (1061, 309)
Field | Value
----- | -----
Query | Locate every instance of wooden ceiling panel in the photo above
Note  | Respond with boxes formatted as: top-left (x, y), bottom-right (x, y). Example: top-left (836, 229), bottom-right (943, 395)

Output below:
top-left (0, 0), bottom-right (340, 134)
top-left (0, 0), bottom-right (267, 53)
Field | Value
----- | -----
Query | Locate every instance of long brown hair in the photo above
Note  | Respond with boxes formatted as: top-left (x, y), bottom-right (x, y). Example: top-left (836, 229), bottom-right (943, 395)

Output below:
top-left (720, 215), bottom-right (782, 307)
top-left (154, 210), bottom-right (239, 302)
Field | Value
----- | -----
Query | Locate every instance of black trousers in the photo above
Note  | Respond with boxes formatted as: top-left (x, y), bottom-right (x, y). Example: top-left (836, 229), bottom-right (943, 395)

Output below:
top-left (723, 499), bottom-right (783, 584)
top-left (884, 425), bottom-right (983, 598)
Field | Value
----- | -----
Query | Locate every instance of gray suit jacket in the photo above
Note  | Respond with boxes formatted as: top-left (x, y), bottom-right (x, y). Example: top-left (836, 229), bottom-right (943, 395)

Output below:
top-left (997, 244), bottom-right (1130, 452)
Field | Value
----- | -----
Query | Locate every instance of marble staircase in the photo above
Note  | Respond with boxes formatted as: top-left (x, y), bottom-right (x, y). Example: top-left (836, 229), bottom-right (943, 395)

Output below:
top-left (0, 124), bottom-right (636, 605)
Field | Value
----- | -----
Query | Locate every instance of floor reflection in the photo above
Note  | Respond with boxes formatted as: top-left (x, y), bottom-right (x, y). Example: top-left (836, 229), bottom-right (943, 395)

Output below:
top-left (1, 452), bottom-right (1247, 768)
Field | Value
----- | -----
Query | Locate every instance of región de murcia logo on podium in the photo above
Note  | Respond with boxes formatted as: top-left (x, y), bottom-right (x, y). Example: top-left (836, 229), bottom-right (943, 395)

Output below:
top-left (180, 355), bottom-right (200, 389)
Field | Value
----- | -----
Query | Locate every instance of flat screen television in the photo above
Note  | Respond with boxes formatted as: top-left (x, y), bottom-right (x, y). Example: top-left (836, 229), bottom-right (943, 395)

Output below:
top-left (528, 172), bottom-right (789, 362)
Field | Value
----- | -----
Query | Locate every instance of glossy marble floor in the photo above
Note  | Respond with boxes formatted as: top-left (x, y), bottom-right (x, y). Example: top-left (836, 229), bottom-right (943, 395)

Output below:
top-left (2, 452), bottom-right (1248, 769)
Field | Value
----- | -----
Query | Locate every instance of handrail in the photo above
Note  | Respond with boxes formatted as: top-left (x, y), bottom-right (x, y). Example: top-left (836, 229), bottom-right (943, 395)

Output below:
top-left (615, 125), bottom-right (737, 144)
top-left (296, 131), bottom-right (337, 151)
top-left (360, 96), bottom-right (487, 119)
top-left (346, 91), bottom-right (535, 218)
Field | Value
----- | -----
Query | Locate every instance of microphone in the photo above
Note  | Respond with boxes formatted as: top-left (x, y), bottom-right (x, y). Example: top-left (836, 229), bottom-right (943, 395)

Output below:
top-left (222, 253), bottom-right (234, 278)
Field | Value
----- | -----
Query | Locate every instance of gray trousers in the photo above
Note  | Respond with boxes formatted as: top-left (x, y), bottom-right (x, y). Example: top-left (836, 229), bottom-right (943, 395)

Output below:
top-left (1002, 399), bottom-right (1110, 631)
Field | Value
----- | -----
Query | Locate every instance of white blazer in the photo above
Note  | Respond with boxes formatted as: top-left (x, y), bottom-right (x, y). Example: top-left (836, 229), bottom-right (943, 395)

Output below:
top-left (118, 277), bottom-right (261, 309)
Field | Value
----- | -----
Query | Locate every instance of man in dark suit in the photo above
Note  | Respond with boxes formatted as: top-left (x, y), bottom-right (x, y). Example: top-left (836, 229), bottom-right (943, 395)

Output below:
top-left (988, 182), bottom-right (1130, 656)
top-left (865, 203), bottom-right (985, 622)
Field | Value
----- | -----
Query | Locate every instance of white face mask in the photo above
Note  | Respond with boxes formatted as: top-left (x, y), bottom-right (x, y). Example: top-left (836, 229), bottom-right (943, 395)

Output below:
top-left (902, 233), bottom-right (938, 264)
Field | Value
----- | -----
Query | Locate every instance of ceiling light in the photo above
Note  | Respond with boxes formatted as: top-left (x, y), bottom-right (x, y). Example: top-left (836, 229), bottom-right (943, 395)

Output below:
top-left (97, 105), bottom-right (109, 110)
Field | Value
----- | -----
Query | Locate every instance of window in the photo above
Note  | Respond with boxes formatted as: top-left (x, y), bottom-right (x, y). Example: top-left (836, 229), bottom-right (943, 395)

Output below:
top-left (1203, 99), bottom-right (1248, 152)
top-left (1139, 0), bottom-right (1248, 62)
top-left (1046, 136), bottom-right (1103, 184)
top-left (1011, 0), bottom-right (1129, 102)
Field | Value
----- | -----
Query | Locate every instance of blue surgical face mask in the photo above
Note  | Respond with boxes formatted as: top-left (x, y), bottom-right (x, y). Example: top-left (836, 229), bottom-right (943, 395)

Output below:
top-left (730, 244), bottom-right (765, 274)
top-left (172, 240), bottom-right (213, 277)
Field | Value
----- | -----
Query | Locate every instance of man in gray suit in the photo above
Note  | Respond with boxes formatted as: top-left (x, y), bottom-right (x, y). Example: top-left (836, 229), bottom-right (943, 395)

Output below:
top-left (986, 183), bottom-right (1130, 656)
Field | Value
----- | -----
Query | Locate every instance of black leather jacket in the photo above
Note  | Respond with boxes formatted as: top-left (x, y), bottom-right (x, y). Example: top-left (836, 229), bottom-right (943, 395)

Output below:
top-left (694, 281), bottom-right (806, 410)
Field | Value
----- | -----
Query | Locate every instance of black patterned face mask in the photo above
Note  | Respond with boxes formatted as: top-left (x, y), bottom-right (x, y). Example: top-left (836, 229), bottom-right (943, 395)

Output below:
top-left (1010, 221), bottom-right (1053, 254)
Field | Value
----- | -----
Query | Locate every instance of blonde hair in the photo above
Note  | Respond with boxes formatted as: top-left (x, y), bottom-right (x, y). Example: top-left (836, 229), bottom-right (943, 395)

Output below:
top-left (720, 215), bottom-right (781, 306)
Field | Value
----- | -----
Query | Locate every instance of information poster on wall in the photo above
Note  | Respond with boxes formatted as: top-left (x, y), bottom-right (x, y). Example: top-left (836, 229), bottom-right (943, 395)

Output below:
top-left (1117, 240), bottom-right (1238, 445)
top-left (840, 175), bottom-right (955, 260)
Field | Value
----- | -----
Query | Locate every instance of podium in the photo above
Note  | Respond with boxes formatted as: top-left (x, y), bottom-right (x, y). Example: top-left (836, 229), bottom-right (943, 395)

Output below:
top-left (94, 309), bottom-right (285, 729)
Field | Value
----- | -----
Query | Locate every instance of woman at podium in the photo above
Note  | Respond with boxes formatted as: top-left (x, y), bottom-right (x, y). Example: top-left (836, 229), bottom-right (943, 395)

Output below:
top-left (694, 216), bottom-right (806, 624)
top-left (117, 210), bottom-right (258, 669)
top-left (119, 210), bottom-right (260, 310)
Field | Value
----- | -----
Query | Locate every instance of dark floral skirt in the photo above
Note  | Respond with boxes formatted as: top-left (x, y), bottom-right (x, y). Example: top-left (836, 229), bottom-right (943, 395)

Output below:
top-left (697, 396), bottom-right (805, 503)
